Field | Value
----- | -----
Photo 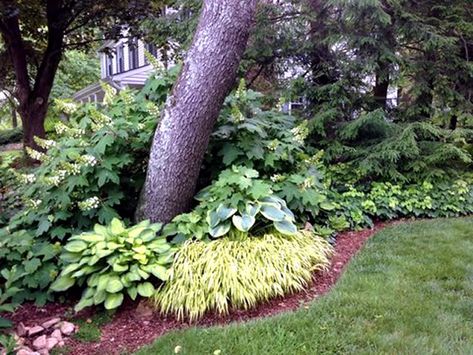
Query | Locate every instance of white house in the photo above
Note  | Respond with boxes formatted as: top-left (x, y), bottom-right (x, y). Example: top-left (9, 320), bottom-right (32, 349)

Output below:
top-left (73, 38), bottom-right (164, 103)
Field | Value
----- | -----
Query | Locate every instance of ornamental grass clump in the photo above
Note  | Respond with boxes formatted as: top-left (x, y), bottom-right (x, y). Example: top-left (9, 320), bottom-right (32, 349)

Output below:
top-left (154, 231), bottom-right (333, 321)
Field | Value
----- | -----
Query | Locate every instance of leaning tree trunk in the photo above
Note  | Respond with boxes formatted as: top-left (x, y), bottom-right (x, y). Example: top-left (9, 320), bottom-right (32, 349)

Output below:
top-left (136, 0), bottom-right (259, 223)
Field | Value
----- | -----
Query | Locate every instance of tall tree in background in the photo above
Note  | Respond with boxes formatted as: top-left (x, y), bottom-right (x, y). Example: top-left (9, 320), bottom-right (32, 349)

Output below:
top-left (0, 0), bottom-right (159, 150)
top-left (137, 0), bottom-right (259, 223)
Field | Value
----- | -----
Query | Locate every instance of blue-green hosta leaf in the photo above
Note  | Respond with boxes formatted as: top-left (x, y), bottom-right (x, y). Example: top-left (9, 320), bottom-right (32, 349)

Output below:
top-left (137, 282), bottom-right (155, 297)
top-left (216, 204), bottom-right (238, 220)
top-left (104, 292), bottom-right (124, 310)
top-left (109, 218), bottom-right (125, 235)
top-left (260, 204), bottom-right (286, 221)
top-left (261, 195), bottom-right (286, 207)
top-left (281, 206), bottom-right (296, 221)
top-left (207, 210), bottom-right (222, 228)
top-left (94, 290), bottom-right (107, 305)
top-left (274, 220), bottom-right (298, 235)
top-left (209, 221), bottom-right (231, 238)
top-left (232, 214), bottom-right (255, 232)
top-left (64, 240), bottom-right (88, 253)
top-left (245, 203), bottom-right (260, 217)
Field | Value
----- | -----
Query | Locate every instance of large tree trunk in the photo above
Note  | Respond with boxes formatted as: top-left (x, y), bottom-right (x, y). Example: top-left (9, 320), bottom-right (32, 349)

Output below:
top-left (136, 0), bottom-right (259, 223)
top-left (19, 99), bottom-right (48, 150)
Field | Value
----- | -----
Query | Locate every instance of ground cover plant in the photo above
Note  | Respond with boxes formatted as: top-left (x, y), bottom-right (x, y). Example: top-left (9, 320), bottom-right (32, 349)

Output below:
top-left (138, 218), bottom-right (473, 355)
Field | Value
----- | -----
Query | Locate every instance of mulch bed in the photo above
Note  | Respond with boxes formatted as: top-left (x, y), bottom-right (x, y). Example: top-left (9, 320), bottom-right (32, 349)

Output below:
top-left (5, 222), bottom-right (391, 354)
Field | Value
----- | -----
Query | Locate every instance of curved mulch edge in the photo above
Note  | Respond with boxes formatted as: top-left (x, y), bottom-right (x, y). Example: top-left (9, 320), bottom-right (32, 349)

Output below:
top-left (5, 221), bottom-right (394, 354)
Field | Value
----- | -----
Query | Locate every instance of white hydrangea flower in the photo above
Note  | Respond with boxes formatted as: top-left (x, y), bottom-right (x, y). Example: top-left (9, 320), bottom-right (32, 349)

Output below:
top-left (78, 196), bottom-right (100, 211)
top-left (291, 122), bottom-right (309, 144)
top-left (146, 102), bottom-right (160, 117)
top-left (270, 174), bottom-right (284, 183)
top-left (34, 137), bottom-right (56, 150)
top-left (27, 199), bottom-right (42, 209)
top-left (79, 154), bottom-right (97, 167)
top-left (19, 173), bottom-right (36, 184)
top-left (55, 122), bottom-right (69, 135)
top-left (25, 147), bottom-right (47, 162)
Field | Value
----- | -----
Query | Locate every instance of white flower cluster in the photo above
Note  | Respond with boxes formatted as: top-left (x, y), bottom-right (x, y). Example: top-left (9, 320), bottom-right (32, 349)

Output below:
top-left (18, 173), bottom-right (36, 184)
top-left (55, 99), bottom-right (79, 115)
top-left (267, 139), bottom-right (280, 151)
top-left (146, 102), bottom-right (160, 117)
top-left (300, 177), bottom-right (315, 190)
top-left (102, 83), bottom-right (117, 106)
top-left (55, 122), bottom-right (69, 135)
top-left (276, 97), bottom-right (286, 111)
top-left (34, 136), bottom-right (56, 150)
top-left (120, 90), bottom-right (135, 105)
top-left (270, 174), bottom-right (285, 183)
top-left (137, 123), bottom-right (145, 130)
top-left (44, 170), bottom-right (67, 187)
top-left (78, 154), bottom-right (98, 167)
top-left (291, 121), bottom-right (309, 144)
top-left (235, 79), bottom-right (246, 99)
top-left (27, 199), bottom-right (42, 209)
top-left (231, 105), bottom-right (245, 123)
top-left (78, 196), bottom-right (100, 211)
top-left (26, 147), bottom-right (47, 162)
top-left (90, 110), bottom-right (112, 131)
top-left (72, 128), bottom-right (86, 138)
top-left (61, 162), bottom-right (81, 175)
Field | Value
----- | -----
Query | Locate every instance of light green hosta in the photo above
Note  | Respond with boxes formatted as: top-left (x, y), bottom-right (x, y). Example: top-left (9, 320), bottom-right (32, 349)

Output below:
top-left (154, 230), bottom-right (333, 321)
top-left (51, 218), bottom-right (176, 311)
top-left (208, 195), bottom-right (297, 237)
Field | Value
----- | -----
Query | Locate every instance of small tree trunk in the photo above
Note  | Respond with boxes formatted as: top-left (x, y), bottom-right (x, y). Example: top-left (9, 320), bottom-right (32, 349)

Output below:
top-left (136, 0), bottom-right (258, 223)
top-left (19, 100), bottom-right (47, 151)
top-left (11, 107), bottom-right (18, 128)
top-left (373, 61), bottom-right (390, 109)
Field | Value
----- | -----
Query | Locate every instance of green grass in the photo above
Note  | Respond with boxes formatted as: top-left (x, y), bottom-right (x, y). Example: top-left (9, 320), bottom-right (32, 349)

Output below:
top-left (137, 218), bottom-right (473, 355)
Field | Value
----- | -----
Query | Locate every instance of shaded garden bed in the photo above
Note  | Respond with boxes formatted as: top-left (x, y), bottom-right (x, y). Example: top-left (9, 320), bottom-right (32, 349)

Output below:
top-left (5, 222), bottom-right (391, 354)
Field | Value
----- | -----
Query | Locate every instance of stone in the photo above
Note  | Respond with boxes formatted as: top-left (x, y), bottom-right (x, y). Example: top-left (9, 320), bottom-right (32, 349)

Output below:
top-left (32, 335), bottom-right (47, 350)
top-left (17, 322), bottom-right (29, 337)
top-left (41, 318), bottom-right (61, 329)
top-left (37, 349), bottom-right (49, 355)
top-left (50, 329), bottom-right (62, 341)
top-left (58, 341), bottom-right (65, 347)
top-left (16, 347), bottom-right (40, 355)
top-left (135, 300), bottom-right (154, 319)
top-left (28, 326), bottom-right (44, 337)
top-left (59, 322), bottom-right (75, 336)
top-left (46, 337), bottom-right (58, 350)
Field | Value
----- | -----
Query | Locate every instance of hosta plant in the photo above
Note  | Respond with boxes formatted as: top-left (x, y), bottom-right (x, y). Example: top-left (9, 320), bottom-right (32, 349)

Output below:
top-left (51, 218), bottom-right (176, 311)
top-left (154, 230), bottom-right (333, 321)
top-left (163, 166), bottom-right (298, 241)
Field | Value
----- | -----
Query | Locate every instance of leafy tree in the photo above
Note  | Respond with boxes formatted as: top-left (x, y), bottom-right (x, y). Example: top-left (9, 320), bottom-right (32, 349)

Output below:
top-left (0, 0), bottom-right (164, 150)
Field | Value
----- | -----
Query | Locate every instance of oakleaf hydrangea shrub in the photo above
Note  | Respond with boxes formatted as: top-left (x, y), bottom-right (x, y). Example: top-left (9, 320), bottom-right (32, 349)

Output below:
top-left (51, 218), bottom-right (176, 311)
top-left (0, 86), bottom-right (159, 304)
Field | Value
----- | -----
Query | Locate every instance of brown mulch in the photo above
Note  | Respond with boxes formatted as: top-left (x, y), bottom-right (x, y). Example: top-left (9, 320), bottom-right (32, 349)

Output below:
top-left (5, 222), bottom-right (391, 354)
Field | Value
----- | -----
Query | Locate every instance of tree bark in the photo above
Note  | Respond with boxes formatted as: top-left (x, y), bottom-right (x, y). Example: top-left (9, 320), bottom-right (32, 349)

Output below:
top-left (1, 1), bottom-right (64, 150)
top-left (373, 59), bottom-right (390, 109)
top-left (136, 0), bottom-right (259, 223)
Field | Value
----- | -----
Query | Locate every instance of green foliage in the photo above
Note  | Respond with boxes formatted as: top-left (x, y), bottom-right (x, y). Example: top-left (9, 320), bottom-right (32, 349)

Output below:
top-left (0, 87), bottom-right (158, 306)
top-left (51, 218), bottom-right (175, 311)
top-left (154, 230), bottom-right (332, 321)
top-left (0, 127), bottom-right (22, 145)
top-left (208, 81), bottom-right (308, 177)
top-left (163, 166), bottom-right (298, 241)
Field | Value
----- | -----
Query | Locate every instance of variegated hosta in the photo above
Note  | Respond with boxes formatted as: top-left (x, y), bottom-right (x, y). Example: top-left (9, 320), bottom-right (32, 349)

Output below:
top-left (51, 218), bottom-right (176, 311)
top-left (208, 195), bottom-right (298, 238)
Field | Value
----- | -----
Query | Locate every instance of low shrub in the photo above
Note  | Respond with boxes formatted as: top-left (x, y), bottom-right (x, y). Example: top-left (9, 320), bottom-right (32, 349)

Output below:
top-left (0, 128), bottom-right (22, 145)
top-left (51, 218), bottom-right (176, 311)
top-left (154, 230), bottom-right (332, 321)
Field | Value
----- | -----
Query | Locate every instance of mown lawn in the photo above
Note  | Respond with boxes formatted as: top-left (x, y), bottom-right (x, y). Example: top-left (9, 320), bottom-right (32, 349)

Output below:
top-left (138, 218), bottom-right (473, 355)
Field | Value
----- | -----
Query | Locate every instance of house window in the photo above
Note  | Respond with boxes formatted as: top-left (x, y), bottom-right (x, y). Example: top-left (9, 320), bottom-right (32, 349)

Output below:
top-left (144, 42), bottom-right (158, 62)
top-left (105, 55), bottom-right (113, 77)
top-left (116, 44), bottom-right (124, 73)
top-left (129, 40), bottom-right (139, 70)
